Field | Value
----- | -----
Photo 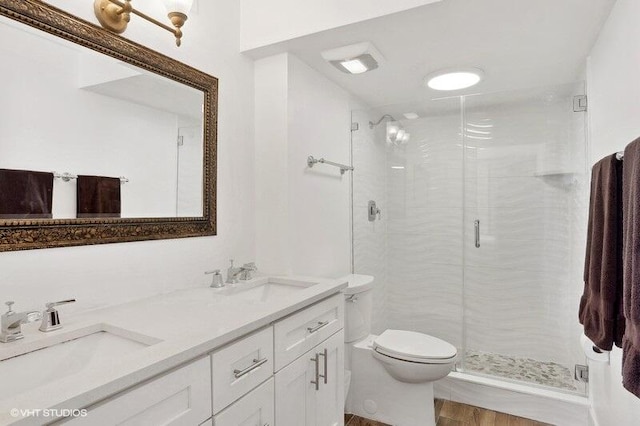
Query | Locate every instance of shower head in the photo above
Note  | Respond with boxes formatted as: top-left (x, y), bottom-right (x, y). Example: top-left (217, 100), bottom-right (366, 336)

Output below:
top-left (369, 114), bottom-right (410, 145)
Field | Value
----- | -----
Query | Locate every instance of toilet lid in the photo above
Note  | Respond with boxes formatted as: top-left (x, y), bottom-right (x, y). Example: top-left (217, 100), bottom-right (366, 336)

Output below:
top-left (373, 330), bottom-right (457, 363)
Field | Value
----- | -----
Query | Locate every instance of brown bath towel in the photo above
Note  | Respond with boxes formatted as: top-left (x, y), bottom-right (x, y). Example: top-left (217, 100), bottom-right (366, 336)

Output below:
top-left (0, 168), bottom-right (54, 219)
top-left (579, 154), bottom-right (625, 350)
top-left (622, 137), bottom-right (640, 398)
top-left (76, 175), bottom-right (121, 218)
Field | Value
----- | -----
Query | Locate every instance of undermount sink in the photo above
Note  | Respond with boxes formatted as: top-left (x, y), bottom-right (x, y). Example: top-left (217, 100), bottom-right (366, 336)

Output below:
top-left (0, 324), bottom-right (160, 401)
top-left (219, 277), bottom-right (318, 303)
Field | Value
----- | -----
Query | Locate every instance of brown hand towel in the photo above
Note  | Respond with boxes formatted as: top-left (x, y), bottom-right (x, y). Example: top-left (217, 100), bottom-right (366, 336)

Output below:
top-left (0, 168), bottom-right (54, 219)
top-left (76, 175), bottom-right (121, 218)
top-left (622, 137), bottom-right (640, 398)
top-left (579, 154), bottom-right (625, 350)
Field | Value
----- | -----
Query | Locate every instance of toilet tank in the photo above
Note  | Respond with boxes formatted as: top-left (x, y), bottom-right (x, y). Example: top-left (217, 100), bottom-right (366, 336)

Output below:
top-left (341, 274), bottom-right (375, 343)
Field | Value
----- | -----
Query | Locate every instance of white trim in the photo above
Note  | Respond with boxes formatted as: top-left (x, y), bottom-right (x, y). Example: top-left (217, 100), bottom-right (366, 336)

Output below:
top-left (435, 372), bottom-right (590, 426)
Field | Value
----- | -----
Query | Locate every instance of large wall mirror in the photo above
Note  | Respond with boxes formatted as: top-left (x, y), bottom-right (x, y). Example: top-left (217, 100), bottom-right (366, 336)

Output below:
top-left (0, 0), bottom-right (217, 251)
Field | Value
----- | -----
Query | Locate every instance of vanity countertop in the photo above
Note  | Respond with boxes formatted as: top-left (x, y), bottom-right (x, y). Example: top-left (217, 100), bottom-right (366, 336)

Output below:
top-left (0, 275), bottom-right (347, 425)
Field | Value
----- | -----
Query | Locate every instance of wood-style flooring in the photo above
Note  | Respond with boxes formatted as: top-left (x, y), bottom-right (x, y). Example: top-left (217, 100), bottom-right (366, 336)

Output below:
top-left (344, 399), bottom-right (553, 426)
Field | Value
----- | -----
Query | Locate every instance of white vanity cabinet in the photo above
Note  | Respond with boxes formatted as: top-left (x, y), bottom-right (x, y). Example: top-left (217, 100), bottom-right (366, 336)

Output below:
top-left (274, 293), bottom-right (345, 426)
top-left (54, 291), bottom-right (344, 426)
top-left (62, 356), bottom-right (212, 426)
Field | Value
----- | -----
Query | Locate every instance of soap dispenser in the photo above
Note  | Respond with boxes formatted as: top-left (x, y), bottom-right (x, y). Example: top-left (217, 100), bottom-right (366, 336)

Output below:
top-left (205, 269), bottom-right (224, 288)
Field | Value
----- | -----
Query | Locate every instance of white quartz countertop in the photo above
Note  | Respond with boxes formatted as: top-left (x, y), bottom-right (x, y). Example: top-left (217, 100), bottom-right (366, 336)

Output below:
top-left (0, 275), bottom-right (347, 425)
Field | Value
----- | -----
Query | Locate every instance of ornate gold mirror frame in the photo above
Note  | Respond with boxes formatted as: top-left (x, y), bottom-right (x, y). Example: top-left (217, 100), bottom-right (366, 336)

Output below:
top-left (0, 0), bottom-right (217, 251)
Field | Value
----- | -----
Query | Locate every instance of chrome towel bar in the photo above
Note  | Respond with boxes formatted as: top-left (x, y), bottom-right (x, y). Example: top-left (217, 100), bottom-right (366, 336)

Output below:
top-left (53, 172), bottom-right (129, 183)
top-left (307, 156), bottom-right (354, 175)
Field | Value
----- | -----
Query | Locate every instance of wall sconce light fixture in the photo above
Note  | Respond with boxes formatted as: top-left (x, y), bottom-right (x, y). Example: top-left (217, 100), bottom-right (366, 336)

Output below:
top-left (94, 0), bottom-right (193, 46)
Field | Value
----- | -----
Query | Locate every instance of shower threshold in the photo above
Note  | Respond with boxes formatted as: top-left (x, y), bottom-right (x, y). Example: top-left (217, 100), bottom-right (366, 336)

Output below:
top-left (463, 350), bottom-right (579, 392)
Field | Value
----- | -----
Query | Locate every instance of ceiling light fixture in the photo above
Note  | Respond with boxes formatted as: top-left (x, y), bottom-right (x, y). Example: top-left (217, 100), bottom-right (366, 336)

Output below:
top-left (425, 68), bottom-right (484, 91)
top-left (94, 0), bottom-right (193, 46)
top-left (322, 42), bottom-right (385, 75)
top-left (403, 112), bottom-right (419, 120)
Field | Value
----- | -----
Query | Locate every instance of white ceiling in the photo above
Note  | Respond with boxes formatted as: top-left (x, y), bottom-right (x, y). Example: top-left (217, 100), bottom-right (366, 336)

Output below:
top-left (246, 0), bottom-right (616, 109)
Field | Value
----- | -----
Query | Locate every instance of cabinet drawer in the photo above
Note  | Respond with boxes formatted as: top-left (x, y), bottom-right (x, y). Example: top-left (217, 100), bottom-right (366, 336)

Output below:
top-left (212, 326), bottom-right (274, 413)
top-left (213, 378), bottom-right (274, 426)
top-left (274, 293), bottom-right (344, 371)
top-left (63, 357), bottom-right (212, 426)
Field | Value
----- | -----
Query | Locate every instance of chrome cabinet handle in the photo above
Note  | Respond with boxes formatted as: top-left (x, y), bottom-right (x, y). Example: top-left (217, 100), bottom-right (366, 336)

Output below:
top-left (233, 357), bottom-right (268, 378)
top-left (318, 348), bottom-right (328, 384)
top-left (474, 220), bottom-right (480, 248)
top-left (310, 353), bottom-right (320, 390)
top-left (307, 321), bottom-right (329, 334)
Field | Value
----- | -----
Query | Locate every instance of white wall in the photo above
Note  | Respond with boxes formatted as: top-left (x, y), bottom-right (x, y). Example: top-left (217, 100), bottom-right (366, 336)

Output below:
top-left (240, 0), bottom-right (443, 52)
top-left (0, 0), bottom-right (255, 314)
top-left (586, 0), bottom-right (640, 423)
top-left (254, 53), bottom-right (352, 278)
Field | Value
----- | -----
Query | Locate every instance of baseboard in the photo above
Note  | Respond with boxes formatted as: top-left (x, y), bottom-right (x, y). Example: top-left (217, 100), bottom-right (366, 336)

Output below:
top-left (435, 372), bottom-right (590, 426)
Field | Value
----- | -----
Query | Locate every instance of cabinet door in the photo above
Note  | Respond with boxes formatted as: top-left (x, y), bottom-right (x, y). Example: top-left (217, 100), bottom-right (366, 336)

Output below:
top-left (214, 378), bottom-right (274, 426)
top-left (275, 330), bottom-right (345, 426)
top-left (63, 357), bottom-right (212, 426)
top-left (315, 330), bottom-right (344, 426)
top-left (275, 347), bottom-right (317, 426)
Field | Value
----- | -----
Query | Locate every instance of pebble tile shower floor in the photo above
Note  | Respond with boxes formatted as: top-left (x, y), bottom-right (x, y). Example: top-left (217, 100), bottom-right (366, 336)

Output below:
top-left (464, 350), bottom-right (578, 391)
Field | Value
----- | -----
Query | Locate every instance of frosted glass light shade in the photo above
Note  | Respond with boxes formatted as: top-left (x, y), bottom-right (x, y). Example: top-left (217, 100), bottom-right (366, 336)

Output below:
top-left (425, 68), bottom-right (484, 91)
top-left (162, 0), bottom-right (193, 14)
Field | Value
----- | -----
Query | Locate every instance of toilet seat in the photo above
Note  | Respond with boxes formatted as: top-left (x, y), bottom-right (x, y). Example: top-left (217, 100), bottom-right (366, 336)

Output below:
top-left (373, 330), bottom-right (457, 364)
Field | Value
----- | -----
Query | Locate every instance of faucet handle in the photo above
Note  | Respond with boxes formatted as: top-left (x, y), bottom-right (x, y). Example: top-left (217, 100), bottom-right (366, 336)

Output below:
top-left (4, 301), bottom-right (14, 314)
top-left (40, 299), bottom-right (75, 333)
top-left (205, 269), bottom-right (224, 288)
top-left (45, 299), bottom-right (76, 310)
top-left (242, 262), bottom-right (257, 270)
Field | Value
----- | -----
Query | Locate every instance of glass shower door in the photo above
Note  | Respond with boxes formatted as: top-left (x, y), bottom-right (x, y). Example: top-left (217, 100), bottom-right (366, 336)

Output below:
top-left (461, 83), bottom-right (589, 394)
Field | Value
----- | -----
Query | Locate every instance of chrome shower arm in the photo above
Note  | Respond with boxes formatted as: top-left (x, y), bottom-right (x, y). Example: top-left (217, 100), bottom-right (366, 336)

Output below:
top-left (369, 114), bottom-right (397, 128)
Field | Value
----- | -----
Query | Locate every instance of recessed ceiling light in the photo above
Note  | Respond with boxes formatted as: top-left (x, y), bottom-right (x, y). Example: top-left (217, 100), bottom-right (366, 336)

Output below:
top-left (425, 68), bottom-right (484, 91)
top-left (403, 112), bottom-right (419, 120)
top-left (322, 42), bottom-right (384, 75)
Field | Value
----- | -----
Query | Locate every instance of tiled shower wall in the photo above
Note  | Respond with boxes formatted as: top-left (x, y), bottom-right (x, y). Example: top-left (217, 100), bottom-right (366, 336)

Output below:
top-left (352, 85), bottom-right (588, 390)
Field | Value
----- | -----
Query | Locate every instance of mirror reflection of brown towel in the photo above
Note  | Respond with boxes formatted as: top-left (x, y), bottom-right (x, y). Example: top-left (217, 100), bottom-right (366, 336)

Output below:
top-left (76, 175), bottom-right (121, 218)
top-left (0, 168), bottom-right (54, 219)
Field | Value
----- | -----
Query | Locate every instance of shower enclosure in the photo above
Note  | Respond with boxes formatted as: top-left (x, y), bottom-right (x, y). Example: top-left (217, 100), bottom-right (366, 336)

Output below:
top-left (351, 83), bottom-right (588, 395)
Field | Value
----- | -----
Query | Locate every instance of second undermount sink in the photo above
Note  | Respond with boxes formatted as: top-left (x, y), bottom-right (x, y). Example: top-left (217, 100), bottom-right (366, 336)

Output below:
top-left (0, 324), bottom-right (160, 401)
top-left (219, 277), bottom-right (318, 303)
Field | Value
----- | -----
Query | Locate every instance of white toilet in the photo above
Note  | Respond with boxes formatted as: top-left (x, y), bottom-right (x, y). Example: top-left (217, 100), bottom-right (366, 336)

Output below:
top-left (342, 274), bottom-right (457, 426)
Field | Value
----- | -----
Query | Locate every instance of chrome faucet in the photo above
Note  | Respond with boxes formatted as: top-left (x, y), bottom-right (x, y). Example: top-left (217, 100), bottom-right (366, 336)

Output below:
top-left (0, 301), bottom-right (42, 343)
top-left (39, 299), bottom-right (76, 332)
top-left (226, 260), bottom-right (258, 283)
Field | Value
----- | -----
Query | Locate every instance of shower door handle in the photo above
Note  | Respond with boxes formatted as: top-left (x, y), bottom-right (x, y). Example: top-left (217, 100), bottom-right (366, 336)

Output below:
top-left (474, 220), bottom-right (480, 248)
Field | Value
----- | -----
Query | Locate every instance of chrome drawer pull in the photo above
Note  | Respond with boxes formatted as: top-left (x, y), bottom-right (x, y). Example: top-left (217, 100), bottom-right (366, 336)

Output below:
top-left (310, 353), bottom-right (320, 391)
top-left (307, 321), bottom-right (329, 334)
top-left (233, 357), bottom-right (268, 378)
top-left (318, 348), bottom-right (328, 384)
